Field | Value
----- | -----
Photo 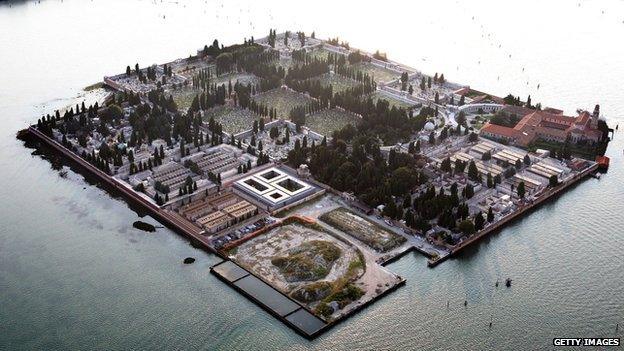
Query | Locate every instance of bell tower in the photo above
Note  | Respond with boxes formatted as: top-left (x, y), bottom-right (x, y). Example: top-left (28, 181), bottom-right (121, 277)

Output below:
top-left (591, 104), bottom-right (600, 129)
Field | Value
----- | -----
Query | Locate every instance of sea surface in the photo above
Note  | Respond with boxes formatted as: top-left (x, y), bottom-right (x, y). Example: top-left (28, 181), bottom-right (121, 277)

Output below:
top-left (1, 0), bottom-right (623, 350)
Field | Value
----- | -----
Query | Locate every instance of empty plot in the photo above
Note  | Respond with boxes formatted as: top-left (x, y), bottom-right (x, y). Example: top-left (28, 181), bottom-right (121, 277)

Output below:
top-left (230, 220), bottom-right (366, 319)
top-left (320, 207), bottom-right (406, 252)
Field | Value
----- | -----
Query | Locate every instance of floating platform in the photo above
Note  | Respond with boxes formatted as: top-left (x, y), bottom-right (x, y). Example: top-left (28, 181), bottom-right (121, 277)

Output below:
top-left (210, 260), bottom-right (327, 338)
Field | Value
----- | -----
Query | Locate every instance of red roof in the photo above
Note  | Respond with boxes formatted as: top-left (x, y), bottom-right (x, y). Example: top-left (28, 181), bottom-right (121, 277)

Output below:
top-left (575, 111), bottom-right (590, 125)
top-left (543, 107), bottom-right (563, 115)
top-left (481, 123), bottom-right (520, 139)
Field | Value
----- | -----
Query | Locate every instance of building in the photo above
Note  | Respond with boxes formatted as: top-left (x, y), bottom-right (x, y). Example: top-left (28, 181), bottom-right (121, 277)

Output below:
top-left (234, 167), bottom-right (317, 210)
top-left (480, 105), bottom-right (603, 148)
top-left (197, 211), bottom-right (231, 233)
top-left (222, 200), bottom-right (257, 222)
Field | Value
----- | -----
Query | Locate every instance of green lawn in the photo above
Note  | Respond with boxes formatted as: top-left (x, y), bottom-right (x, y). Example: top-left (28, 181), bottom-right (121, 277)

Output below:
top-left (352, 62), bottom-right (400, 83)
top-left (252, 88), bottom-right (315, 119)
top-left (213, 72), bottom-right (260, 87)
top-left (370, 91), bottom-right (415, 110)
top-left (312, 73), bottom-right (361, 93)
top-left (170, 86), bottom-right (202, 112)
top-left (307, 47), bottom-right (341, 61)
top-left (306, 108), bottom-right (361, 136)
top-left (202, 105), bottom-right (260, 135)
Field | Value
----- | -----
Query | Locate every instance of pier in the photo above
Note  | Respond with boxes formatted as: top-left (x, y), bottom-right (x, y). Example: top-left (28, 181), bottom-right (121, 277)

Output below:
top-left (210, 260), bottom-right (327, 338)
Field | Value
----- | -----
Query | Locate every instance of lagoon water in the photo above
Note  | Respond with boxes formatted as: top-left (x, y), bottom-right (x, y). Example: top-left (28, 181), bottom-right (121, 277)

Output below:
top-left (1, 0), bottom-right (623, 350)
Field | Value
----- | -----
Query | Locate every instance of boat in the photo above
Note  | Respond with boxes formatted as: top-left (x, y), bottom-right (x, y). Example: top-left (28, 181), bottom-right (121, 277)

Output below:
top-left (505, 278), bottom-right (512, 287)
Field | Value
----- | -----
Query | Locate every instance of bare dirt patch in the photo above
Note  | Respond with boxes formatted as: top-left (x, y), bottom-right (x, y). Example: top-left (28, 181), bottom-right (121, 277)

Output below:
top-left (320, 207), bottom-right (406, 252)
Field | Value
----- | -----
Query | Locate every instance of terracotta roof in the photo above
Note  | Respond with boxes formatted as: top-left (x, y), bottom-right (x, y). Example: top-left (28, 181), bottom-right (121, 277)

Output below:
top-left (574, 111), bottom-right (591, 125)
top-left (499, 105), bottom-right (533, 118)
top-left (471, 94), bottom-right (505, 105)
top-left (481, 123), bottom-right (521, 139)
top-left (453, 87), bottom-right (470, 96)
top-left (542, 107), bottom-right (563, 115)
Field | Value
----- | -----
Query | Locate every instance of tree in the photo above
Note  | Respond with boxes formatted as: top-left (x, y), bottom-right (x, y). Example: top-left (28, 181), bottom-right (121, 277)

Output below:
top-left (464, 183), bottom-right (474, 199)
top-left (549, 175), bottom-right (559, 187)
top-left (429, 131), bottom-right (435, 145)
top-left (269, 126), bottom-right (279, 139)
top-left (487, 206), bottom-right (494, 222)
top-left (259, 118), bottom-right (265, 131)
top-left (487, 173), bottom-right (493, 188)
top-left (389, 167), bottom-right (419, 196)
top-left (383, 200), bottom-right (397, 219)
top-left (468, 132), bottom-right (478, 142)
top-left (517, 181), bottom-right (526, 198)
top-left (440, 158), bottom-right (452, 173)
top-left (468, 161), bottom-right (480, 182)
top-left (515, 159), bottom-right (522, 169)
top-left (456, 111), bottom-right (466, 126)
top-left (215, 52), bottom-right (233, 74)
top-left (455, 159), bottom-right (466, 173)
top-left (458, 219), bottom-right (476, 235)
top-left (106, 104), bottom-right (124, 121)
top-left (523, 154), bottom-right (531, 165)
top-left (482, 151), bottom-right (491, 161)
top-left (474, 212), bottom-right (485, 231)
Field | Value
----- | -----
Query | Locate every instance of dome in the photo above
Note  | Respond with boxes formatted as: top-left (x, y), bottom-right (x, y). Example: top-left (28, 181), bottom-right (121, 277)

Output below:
top-left (424, 121), bottom-right (435, 131)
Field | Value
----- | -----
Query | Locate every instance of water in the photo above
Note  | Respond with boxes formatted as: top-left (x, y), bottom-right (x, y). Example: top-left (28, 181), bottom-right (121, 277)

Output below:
top-left (1, 0), bottom-right (623, 350)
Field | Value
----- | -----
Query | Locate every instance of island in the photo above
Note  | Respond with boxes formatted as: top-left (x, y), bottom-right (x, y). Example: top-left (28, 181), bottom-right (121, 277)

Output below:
top-left (19, 29), bottom-right (611, 338)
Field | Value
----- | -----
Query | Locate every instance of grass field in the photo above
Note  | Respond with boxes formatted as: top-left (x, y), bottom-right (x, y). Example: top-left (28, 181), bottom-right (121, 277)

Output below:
top-left (170, 86), bottom-right (201, 112)
top-left (313, 73), bottom-right (360, 94)
top-left (370, 91), bottom-right (415, 110)
top-left (307, 47), bottom-right (341, 61)
top-left (352, 62), bottom-right (400, 83)
top-left (202, 105), bottom-right (260, 134)
top-left (252, 88), bottom-right (315, 119)
top-left (306, 108), bottom-right (361, 136)
top-left (213, 72), bottom-right (260, 86)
